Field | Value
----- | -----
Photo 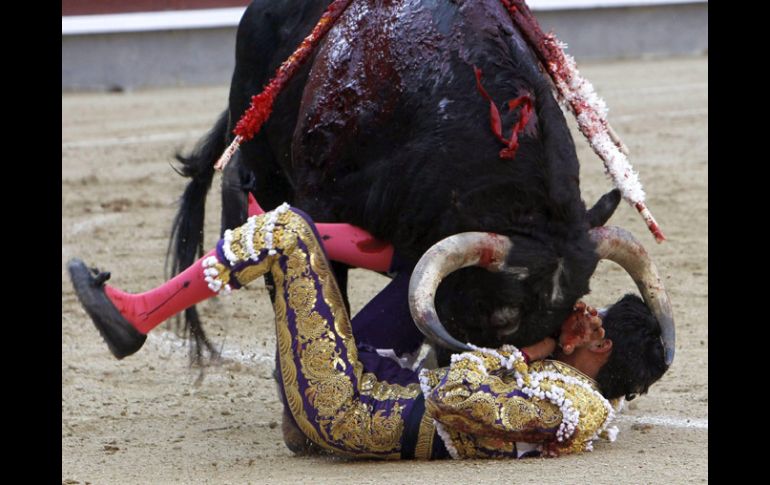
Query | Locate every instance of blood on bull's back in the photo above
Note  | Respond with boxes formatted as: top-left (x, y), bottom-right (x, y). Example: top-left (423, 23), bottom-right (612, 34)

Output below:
top-left (170, 0), bottom-right (617, 362)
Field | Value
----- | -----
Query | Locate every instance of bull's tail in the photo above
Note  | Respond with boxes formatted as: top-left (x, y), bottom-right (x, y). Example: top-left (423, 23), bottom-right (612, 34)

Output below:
top-left (166, 110), bottom-right (229, 365)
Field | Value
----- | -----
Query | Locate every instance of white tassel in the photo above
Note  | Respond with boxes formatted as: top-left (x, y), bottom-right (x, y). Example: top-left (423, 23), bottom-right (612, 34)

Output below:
top-left (434, 421), bottom-right (460, 459)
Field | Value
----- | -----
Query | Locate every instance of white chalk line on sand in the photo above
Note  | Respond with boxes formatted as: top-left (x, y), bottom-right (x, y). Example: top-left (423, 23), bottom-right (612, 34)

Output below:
top-left (66, 213), bottom-right (122, 237)
top-left (615, 414), bottom-right (708, 430)
top-left (148, 331), bottom-right (707, 431)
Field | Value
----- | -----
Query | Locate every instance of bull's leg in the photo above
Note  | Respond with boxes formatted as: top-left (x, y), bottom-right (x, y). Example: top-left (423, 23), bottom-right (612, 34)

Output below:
top-left (220, 152), bottom-right (250, 235)
top-left (233, 139), bottom-right (316, 453)
top-left (225, 0), bottom-right (329, 315)
top-left (219, 151), bottom-right (286, 320)
top-left (237, 140), bottom-right (295, 304)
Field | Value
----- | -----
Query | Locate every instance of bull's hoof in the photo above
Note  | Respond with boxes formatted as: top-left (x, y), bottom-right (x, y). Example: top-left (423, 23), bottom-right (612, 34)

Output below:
top-left (67, 258), bottom-right (146, 359)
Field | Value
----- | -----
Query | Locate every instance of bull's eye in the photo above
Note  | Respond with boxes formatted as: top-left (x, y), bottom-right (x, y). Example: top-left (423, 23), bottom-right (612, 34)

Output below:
top-left (626, 393), bottom-right (637, 401)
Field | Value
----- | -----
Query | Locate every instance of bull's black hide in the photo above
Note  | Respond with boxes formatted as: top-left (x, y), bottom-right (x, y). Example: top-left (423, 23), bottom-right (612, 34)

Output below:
top-left (170, 0), bottom-right (621, 361)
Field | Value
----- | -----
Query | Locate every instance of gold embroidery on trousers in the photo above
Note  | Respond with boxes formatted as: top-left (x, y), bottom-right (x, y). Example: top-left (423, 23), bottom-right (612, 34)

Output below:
top-left (288, 275), bottom-right (317, 318)
top-left (360, 373), bottom-right (421, 400)
top-left (271, 212), bottom-right (412, 459)
top-left (325, 402), bottom-right (405, 453)
top-left (234, 258), bottom-right (272, 286)
top-left (295, 311), bottom-right (328, 342)
top-left (414, 412), bottom-right (436, 460)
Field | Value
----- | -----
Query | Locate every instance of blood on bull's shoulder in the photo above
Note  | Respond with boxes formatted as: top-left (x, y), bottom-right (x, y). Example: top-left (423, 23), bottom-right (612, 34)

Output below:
top-left (167, 0), bottom-right (624, 363)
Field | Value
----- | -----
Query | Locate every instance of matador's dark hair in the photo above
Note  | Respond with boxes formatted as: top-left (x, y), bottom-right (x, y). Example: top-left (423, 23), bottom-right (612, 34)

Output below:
top-left (595, 294), bottom-right (667, 400)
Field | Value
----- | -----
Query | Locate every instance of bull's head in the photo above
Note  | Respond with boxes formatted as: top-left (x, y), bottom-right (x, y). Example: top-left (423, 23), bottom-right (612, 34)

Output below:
top-left (422, 190), bottom-right (627, 363)
top-left (408, 215), bottom-right (675, 368)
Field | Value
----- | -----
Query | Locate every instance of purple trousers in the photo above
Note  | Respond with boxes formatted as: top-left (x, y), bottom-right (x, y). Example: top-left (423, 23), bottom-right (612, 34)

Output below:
top-left (213, 206), bottom-right (444, 459)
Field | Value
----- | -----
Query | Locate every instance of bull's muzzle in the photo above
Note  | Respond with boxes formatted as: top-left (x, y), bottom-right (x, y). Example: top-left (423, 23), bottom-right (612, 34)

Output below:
top-left (408, 227), bottom-right (675, 367)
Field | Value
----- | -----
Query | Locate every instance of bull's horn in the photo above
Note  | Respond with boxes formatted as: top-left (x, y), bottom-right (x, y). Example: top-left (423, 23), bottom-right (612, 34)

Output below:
top-left (408, 232), bottom-right (513, 351)
top-left (589, 226), bottom-right (675, 367)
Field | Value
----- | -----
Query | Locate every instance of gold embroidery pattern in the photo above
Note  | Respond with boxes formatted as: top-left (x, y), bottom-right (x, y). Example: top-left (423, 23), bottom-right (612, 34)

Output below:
top-left (270, 210), bottom-right (416, 459)
top-left (443, 425), bottom-right (516, 459)
top-left (447, 392), bottom-right (499, 426)
top-left (360, 373), bottom-right (421, 401)
top-left (233, 258), bottom-right (271, 286)
top-left (421, 368), bottom-right (448, 390)
top-left (299, 338), bottom-right (343, 384)
top-left (295, 311), bottom-right (328, 342)
top-left (428, 404), bottom-right (482, 436)
top-left (499, 395), bottom-right (546, 430)
top-left (488, 374), bottom-right (520, 395)
top-left (288, 275), bottom-right (318, 318)
top-left (228, 225), bottom-right (250, 262)
top-left (424, 351), bottom-right (609, 458)
top-left (272, 248), bottom-right (329, 451)
top-left (448, 427), bottom-right (477, 457)
top-left (440, 385), bottom-right (471, 405)
top-left (530, 360), bottom-right (600, 389)
top-left (535, 361), bottom-right (609, 453)
top-left (536, 400), bottom-right (563, 428)
top-left (325, 402), bottom-right (405, 453)
top-left (286, 246), bottom-right (310, 279)
top-left (210, 261), bottom-right (232, 290)
top-left (414, 412), bottom-right (436, 460)
top-left (445, 358), bottom-right (487, 387)
top-left (224, 212), bottom-right (299, 268)
top-left (307, 373), bottom-right (354, 417)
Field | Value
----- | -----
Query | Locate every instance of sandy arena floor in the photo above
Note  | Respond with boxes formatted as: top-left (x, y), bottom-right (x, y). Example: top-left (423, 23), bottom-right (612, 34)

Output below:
top-left (62, 55), bottom-right (707, 484)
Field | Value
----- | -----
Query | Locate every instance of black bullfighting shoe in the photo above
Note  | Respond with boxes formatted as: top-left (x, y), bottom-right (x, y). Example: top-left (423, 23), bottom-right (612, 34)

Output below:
top-left (67, 259), bottom-right (146, 359)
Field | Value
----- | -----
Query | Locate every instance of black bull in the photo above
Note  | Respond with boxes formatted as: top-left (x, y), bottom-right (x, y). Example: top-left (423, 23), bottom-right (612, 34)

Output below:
top-left (169, 0), bottom-right (623, 362)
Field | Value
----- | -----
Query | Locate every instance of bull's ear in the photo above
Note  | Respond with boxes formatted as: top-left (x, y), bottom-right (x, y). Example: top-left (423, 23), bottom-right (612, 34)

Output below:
top-left (587, 189), bottom-right (621, 227)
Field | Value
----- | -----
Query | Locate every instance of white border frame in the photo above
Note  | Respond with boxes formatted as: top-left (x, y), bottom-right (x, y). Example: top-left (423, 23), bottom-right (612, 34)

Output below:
top-left (62, 1), bottom-right (707, 35)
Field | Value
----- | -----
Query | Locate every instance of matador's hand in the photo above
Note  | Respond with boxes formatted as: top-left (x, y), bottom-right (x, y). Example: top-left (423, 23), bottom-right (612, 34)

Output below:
top-left (559, 301), bottom-right (604, 355)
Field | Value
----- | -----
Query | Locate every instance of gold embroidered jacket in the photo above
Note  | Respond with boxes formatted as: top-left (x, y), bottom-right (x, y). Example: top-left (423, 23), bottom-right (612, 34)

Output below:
top-left (420, 347), bottom-right (615, 458)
